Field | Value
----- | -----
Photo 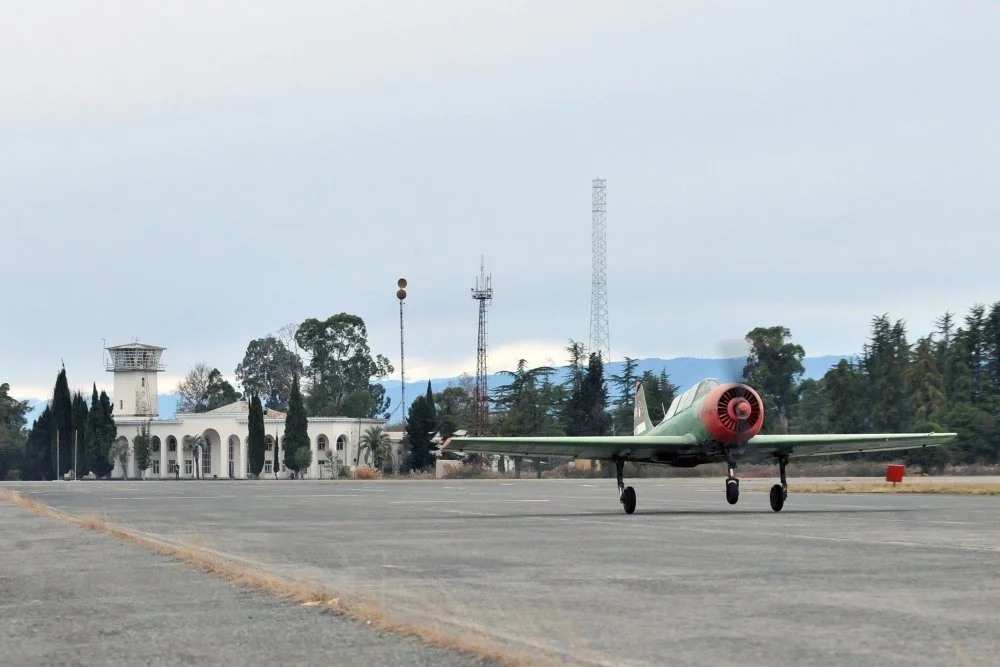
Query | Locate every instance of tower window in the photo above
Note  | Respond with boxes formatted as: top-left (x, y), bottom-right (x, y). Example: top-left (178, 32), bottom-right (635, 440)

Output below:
top-left (141, 377), bottom-right (145, 387)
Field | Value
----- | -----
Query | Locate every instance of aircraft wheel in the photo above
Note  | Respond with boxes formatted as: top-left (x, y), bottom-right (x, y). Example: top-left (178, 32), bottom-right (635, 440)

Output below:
top-left (726, 478), bottom-right (739, 505)
top-left (622, 486), bottom-right (637, 514)
top-left (769, 484), bottom-right (785, 512)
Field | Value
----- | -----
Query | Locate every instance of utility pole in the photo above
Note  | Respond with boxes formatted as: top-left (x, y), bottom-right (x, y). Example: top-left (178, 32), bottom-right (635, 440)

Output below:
top-left (74, 430), bottom-right (78, 481)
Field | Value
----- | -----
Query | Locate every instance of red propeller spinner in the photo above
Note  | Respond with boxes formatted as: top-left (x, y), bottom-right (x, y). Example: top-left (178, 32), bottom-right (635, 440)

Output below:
top-left (699, 383), bottom-right (764, 444)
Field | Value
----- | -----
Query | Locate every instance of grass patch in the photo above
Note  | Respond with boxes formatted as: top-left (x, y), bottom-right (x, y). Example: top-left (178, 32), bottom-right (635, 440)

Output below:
top-left (0, 488), bottom-right (530, 666)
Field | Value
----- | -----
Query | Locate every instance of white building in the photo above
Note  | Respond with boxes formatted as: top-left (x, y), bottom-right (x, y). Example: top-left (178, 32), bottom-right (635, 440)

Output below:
top-left (106, 342), bottom-right (390, 479)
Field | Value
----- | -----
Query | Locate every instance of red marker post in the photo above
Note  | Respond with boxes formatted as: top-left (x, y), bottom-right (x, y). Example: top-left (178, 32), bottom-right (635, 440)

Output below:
top-left (886, 464), bottom-right (904, 486)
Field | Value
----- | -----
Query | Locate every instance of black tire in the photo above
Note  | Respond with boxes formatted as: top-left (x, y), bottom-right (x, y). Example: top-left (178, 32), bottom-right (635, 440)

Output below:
top-left (769, 484), bottom-right (785, 512)
top-left (726, 478), bottom-right (739, 505)
top-left (622, 486), bottom-right (637, 514)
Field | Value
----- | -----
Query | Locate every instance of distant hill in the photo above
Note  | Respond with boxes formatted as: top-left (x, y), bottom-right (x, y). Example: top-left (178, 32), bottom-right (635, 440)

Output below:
top-left (26, 355), bottom-right (850, 424)
top-left (378, 354), bottom-right (850, 421)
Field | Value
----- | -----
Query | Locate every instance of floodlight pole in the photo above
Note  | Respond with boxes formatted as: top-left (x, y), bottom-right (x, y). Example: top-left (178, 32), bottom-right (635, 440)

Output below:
top-left (396, 279), bottom-right (408, 427)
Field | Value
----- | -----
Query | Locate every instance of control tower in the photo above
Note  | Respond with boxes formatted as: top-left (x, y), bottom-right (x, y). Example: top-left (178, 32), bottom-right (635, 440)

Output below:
top-left (105, 342), bottom-right (165, 418)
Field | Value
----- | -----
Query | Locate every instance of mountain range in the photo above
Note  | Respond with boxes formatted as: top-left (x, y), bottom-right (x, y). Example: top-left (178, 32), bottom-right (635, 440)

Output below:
top-left (22, 354), bottom-right (850, 425)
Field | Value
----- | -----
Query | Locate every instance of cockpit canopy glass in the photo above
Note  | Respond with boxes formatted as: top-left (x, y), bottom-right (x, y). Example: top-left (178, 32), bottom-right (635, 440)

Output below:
top-left (663, 378), bottom-right (720, 421)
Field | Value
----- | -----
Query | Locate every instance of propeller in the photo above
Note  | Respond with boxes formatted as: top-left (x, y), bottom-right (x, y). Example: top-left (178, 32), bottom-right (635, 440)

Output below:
top-left (717, 338), bottom-right (751, 386)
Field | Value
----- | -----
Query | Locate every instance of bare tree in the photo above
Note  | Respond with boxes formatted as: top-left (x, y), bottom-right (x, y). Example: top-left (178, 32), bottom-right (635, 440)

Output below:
top-left (176, 363), bottom-right (212, 413)
top-left (110, 437), bottom-right (130, 480)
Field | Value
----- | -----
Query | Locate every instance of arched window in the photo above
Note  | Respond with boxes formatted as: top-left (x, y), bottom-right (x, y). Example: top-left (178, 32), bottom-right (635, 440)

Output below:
top-left (167, 436), bottom-right (177, 452)
top-left (265, 435), bottom-right (274, 451)
top-left (336, 435), bottom-right (346, 452)
top-left (317, 435), bottom-right (328, 450)
top-left (151, 436), bottom-right (161, 452)
top-left (202, 437), bottom-right (212, 475)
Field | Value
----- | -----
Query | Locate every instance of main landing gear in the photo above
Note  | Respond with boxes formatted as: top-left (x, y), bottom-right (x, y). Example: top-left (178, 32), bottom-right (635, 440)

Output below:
top-left (725, 447), bottom-right (739, 505)
top-left (769, 455), bottom-right (789, 512)
top-left (616, 458), bottom-right (636, 514)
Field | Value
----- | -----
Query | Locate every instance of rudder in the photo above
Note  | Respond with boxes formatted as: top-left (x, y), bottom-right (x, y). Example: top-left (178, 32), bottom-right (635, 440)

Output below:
top-left (633, 381), bottom-right (654, 435)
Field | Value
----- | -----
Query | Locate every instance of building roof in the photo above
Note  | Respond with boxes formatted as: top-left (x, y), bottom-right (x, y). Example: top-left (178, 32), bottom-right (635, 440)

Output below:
top-left (106, 342), bottom-right (166, 351)
top-left (206, 400), bottom-right (287, 418)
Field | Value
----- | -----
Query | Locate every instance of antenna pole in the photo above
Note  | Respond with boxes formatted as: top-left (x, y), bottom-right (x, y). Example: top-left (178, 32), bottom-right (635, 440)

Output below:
top-left (471, 256), bottom-right (493, 437)
top-left (589, 178), bottom-right (610, 364)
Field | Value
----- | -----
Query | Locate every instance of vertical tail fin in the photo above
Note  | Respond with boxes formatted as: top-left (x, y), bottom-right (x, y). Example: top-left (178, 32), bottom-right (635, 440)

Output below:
top-left (633, 381), bottom-right (654, 435)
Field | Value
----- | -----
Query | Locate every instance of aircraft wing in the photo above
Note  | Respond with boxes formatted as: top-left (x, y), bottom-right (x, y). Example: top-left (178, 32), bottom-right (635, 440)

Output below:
top-left (749, 432), bottom-right (958, 458)
top-left (441, 435), bottom-right (697, 460)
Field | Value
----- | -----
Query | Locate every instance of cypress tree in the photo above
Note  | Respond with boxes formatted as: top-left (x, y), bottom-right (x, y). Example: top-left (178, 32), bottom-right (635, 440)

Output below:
top-left (247, 394), bottom-right (266, 478)
top-left (50, 368), bottom-right (73, 479)
top-left (25, 406), bottom-right (53, 480)
top-left (70, 391), bottom-right (88, 479)
top-left (425, 381), bottom-right (437, 425)
top-left (133, 421), bottom-right (152, 479)
top-left (92, 390), bottom-right (116, 478)
top-left (283, 376), bottom-right (309, 478)
top-left (405, 394), bottom-right (437, 471)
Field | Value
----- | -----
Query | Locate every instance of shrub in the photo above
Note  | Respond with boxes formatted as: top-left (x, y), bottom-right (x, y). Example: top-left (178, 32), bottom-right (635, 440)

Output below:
top-left (355, 467), bottom-right (380, 480)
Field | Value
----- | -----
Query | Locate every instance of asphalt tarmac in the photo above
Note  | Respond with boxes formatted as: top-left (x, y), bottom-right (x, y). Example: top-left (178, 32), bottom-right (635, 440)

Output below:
top-left (3, 477), bottom-right (999, 666)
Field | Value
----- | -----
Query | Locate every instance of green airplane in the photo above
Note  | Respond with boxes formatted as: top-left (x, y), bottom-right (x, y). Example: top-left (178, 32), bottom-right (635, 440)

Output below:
top-left (441, 378), bottom-right (958, 514)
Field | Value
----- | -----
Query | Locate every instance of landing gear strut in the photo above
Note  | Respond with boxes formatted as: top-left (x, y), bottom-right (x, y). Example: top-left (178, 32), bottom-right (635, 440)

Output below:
top-left (616, 458), bottom-right (636, 514)
top-left (725, 447), bottom-right (739, 505)
top-left (769, 455), bottom-right (789, 512)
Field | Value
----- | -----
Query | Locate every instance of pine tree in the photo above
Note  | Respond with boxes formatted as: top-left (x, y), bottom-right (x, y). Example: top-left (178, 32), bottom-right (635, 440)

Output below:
top-left (283, 375), bottom-right (309, 478)
top-left (609, 357), bottom-right (640, 435)
top-left (638, 369), bottom-right (677, 425)
top-left (907, 337), bottom-right (946, 424)
top-left (247, 394), bottom-right (266, 478)
top-left (823, 360), bottom-right (868, 433)
top-left (984, 301), bottom-right (1000, 398)
top-left (405, 395), bottom-right (437, 471)
top-left (50, 367), bottom-right (73, 479)
top-left (563, 353), bottom-right (610, 437)
top-left (964, 304), bottom-right (987, 402)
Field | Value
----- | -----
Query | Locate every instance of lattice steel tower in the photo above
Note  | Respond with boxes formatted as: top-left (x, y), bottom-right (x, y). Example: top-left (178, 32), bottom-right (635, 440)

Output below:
top-left (471, 256), bottom-right (493, 436)
top-left (589, 178), bottom-right (610, 363)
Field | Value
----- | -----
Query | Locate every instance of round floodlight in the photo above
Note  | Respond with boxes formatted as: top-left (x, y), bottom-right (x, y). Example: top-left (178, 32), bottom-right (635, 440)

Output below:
top-left (396, 288), bottom-right (407, 300)
top-left (397, 278), bottom-right (407, 288)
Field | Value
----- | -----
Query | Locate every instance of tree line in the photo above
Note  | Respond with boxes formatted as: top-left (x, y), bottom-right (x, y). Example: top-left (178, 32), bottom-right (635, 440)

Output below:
top-left (399, 300), bottom-right (1000, 471)
top-left (176, 313), bottom-right (394, 421)
top-left (1, 368), bottom-right (119, 481)
top-left (5, 299), bottom-right (997, 481)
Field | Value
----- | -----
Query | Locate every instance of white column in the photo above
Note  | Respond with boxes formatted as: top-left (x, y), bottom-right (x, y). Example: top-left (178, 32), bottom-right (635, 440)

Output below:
top-left (160, 440), bottom-right (167, 479)
top-left (309, 436), bottom-right (317, 478)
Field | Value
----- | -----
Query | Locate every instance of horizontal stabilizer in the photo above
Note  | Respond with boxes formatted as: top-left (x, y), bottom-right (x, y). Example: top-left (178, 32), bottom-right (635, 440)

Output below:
top-left (750, 432), bottom-right (958, 458)
top-left (442, 434), bottom-right (696, 460)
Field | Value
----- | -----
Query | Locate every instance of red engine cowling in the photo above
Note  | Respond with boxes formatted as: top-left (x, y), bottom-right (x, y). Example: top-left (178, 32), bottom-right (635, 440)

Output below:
top-left (699, 383), bottom-right (764, 444)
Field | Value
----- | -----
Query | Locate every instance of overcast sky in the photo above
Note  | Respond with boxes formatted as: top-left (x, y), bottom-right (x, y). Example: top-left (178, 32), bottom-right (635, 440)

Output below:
top-left (3, 1), bottom-right (998, 401)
